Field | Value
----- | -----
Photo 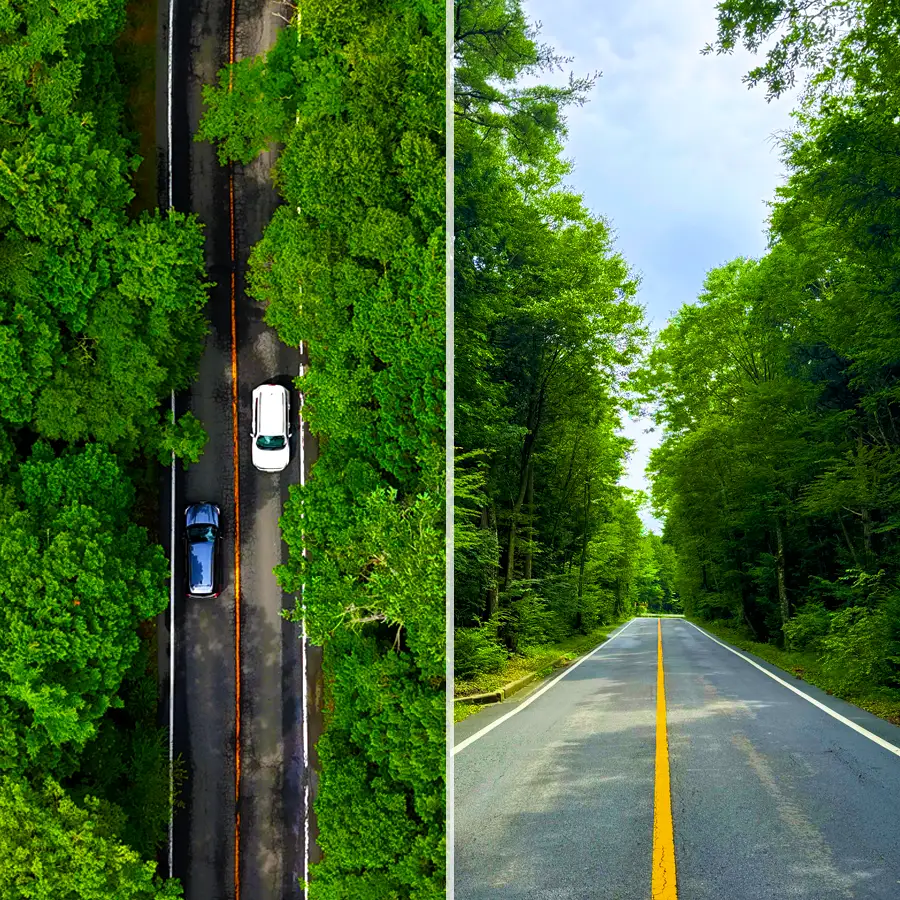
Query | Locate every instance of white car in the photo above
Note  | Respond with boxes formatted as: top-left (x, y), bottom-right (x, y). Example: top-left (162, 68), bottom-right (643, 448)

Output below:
top-left (251, 384), bottom-right (291, 472)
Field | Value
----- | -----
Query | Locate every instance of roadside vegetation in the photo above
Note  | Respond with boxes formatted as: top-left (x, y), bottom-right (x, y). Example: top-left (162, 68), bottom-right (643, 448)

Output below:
top-left (453, 619), bottom-right (636, 724)
top-left (643, 0), bottom-right (900, 718)
top-left (197, 0), bottom-right (445, 896)
top-left (453, 0), bottom-right (681, 686)
top-left (0, 1), bottom-right (210, 897)
top-left (456, 621), bottom-right (629, 698)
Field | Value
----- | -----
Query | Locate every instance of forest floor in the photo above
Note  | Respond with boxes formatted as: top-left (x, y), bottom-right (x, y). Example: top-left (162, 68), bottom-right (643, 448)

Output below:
top-left (453, 619), bottom-right (631, 724)
top-left (695, 618), bottom-right (900, 727)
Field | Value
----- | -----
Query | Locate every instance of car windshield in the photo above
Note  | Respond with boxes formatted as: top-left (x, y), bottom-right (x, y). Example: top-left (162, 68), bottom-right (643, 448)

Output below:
top-left (256, 434), bottom-right (286, 450)
top-left (187, 524), bottom-right (216, 543)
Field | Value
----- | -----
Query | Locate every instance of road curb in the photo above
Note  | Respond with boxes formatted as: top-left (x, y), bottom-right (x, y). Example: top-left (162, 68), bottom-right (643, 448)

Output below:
top-left (454, 654), bottom-right (573, 706)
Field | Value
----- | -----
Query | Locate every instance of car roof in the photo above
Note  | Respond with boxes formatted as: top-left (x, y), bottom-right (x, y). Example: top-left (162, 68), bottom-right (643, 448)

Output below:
top-left (189, 540), bottom-right (215, 594)
top-left (254, 384), bottom-right (288, 434)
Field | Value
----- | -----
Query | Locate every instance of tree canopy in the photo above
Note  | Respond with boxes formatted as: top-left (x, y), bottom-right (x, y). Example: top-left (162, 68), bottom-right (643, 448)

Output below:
top-left (0, 2), bottom-right (211, 896)
top-left (453, 0), bottom-right (675, 679)
top-left (645, 7), bottom-right (900, 698)
top-left (198, 0), bottom-right (445, 894)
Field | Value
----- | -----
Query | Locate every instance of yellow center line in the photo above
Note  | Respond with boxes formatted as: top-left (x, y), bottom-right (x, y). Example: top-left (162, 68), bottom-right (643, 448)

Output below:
top-left (652, 617), bottom-right (677, 899)
top-left (228, 2), bottom-right (240, 899)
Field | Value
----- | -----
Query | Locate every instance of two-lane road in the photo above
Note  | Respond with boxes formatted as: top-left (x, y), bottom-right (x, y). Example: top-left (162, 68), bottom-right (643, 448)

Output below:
top-left (455, 617), bottom-right (900, 899)
top-left (156, 1), bottom-right (322, 898)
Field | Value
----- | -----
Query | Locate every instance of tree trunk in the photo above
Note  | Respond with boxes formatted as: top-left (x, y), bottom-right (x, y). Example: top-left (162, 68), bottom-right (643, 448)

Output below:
top-left (548, 432), bottom-right (581, 551)
top-left (485, 504), bottom-right (499, 620)
top-left (574, 478), bottom-right (591, 630)
top-left (523, 460), bottom-right (534, 582)
top-left (862, 507), bottom-right (874, 571)
top-left (775, 517), bottom-right (789, 640)
top-left (576, 477), bottom-right (591, 600)
top-left (837, 513), bottom-right (861, 569)
top-left (502, 456), bottom-right (533, 592)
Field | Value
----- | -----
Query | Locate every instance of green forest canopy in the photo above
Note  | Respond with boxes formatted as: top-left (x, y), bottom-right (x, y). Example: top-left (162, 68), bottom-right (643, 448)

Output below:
top-left (197, 0), bottom-right (446, 895)
top-left (453, 0), bottom-right (679, 682)
top-left (0, 1), bottom-right (210, 896)
top-left (644, 0), bottom-right (900, 699)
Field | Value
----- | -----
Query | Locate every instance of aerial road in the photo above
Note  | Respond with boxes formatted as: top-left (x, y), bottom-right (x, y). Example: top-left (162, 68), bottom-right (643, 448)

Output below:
top-left (454, 617), bottom-right (900, 899)
top-left (156, 1), bottom-right (322, 898)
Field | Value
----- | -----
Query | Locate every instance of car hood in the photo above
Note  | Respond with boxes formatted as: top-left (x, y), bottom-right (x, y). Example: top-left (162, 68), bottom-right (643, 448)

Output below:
top-left (185, 503), bottom-right (219, 527)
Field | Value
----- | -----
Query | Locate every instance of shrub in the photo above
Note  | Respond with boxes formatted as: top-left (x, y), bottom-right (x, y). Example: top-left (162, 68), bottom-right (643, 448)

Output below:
top-left (783, 603), bottom-right (831, 650)
top-left (820, 606), bottom-right (900, 692)
top-left (454, 623), bottom-right (507, 679)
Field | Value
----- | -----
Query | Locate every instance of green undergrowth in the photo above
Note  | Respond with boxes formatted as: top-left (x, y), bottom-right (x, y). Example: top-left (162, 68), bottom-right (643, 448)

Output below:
top-left (453, 702), bottom-right (485, 725)
top-left (454, 619), bottom-right (631, 699)
top-left (694, 618), bottom-right (900, 727)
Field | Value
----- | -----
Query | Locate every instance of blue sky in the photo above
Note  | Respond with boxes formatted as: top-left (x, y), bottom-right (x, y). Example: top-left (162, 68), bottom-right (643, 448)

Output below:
top-left (520, 0), bottom-right (802, 531)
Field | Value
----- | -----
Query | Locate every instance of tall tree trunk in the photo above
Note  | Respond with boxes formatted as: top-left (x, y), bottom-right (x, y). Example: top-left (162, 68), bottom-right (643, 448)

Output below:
top-left (837, 513), bottom-right (861, 569)
top-left (862, 507), bottom-right (874, 571)
top-left (485, 503), bottom-right (499, 620)
top-left (548, 432), bottom-right (581, 551)
top-left (523, 461), bottom-right (534, 582)
top-left (501, 361), bottom-right (553, 591)
top-left (574, 478), bottom-right (591, 630)
top-left (502, 455), bottom-right (533, 591)
top-left (775, 517), bottom-right (789, 641)
top-left (576, 477), bottom-right (591, 600)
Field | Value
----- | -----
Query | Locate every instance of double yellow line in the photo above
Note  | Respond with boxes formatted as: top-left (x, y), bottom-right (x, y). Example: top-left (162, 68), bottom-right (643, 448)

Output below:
top-left (653, 618), bottom-right (677, 899)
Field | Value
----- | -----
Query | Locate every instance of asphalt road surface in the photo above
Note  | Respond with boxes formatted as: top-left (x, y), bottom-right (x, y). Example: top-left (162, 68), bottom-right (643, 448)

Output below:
top-left (156, 1), bottom-right (322, 898)
top-left (454, 617), bottom-right (900, 899)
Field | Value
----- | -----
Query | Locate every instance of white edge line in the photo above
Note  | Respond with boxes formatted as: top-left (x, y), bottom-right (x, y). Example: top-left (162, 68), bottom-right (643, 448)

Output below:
top-left (685, 620), bottom-right (900, 759)
top-left (295, 9), bottom-right (310, 878)
top-left (298, 346), bottom-right (309, 893)
top-left (444, 0), bottom-right (454, 890)
top-left (452, 618), bottom-right (638, 756)
top-left (168, 434), bottom-right (175, 880)
top-left (166, 0), bottom-right (176, 880)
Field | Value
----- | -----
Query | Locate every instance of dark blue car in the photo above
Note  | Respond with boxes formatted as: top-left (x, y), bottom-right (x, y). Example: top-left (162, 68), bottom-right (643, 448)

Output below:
top-left (185, 503), bottom-right (223, 598)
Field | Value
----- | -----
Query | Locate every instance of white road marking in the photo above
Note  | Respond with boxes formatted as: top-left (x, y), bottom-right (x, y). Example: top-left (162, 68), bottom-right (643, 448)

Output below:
top-left (167, 0), bottom-right (176, 878)
top-left (452, 618), bottom-right (639, 755)
top-left (444, 0), bottom-right (455, 890)
top-left (685, 621), bottom-right (900, 759)
top-left (168, 438), bottom-right (175, 880)
top-left (294, 10), bottom-right (310, 885)
top-left (298, 345), bottom-right (309, 893)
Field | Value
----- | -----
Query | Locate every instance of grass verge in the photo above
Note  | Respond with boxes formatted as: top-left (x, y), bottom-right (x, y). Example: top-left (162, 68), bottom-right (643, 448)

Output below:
top-left (453, 619), bottom-right (632, 726)
top-left (693, 618), bottom-right (900, 727)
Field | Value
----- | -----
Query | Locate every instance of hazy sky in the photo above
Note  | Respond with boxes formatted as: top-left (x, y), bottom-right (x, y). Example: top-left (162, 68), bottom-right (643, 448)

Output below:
top-left (519, 0), bottom-right (802, 530)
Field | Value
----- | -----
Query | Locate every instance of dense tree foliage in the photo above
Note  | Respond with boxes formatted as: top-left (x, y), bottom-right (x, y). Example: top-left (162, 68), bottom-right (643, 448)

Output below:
top-left (0, 1), bottom-right (209, 461)
top-left (0, 776), bottom-right (181, 900)
top-left (453, 0), bottom-right (672, 676)
top-left (646, 1), bottom-right (900, 698)
top-left (703, 0), bottom-right (900, 101)
top-left (0, 444), bottom-right (167, 775)
top-left (0, 1), bottom-right (210, 895)
top-left (198, 0), bottom-right (445, 895)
